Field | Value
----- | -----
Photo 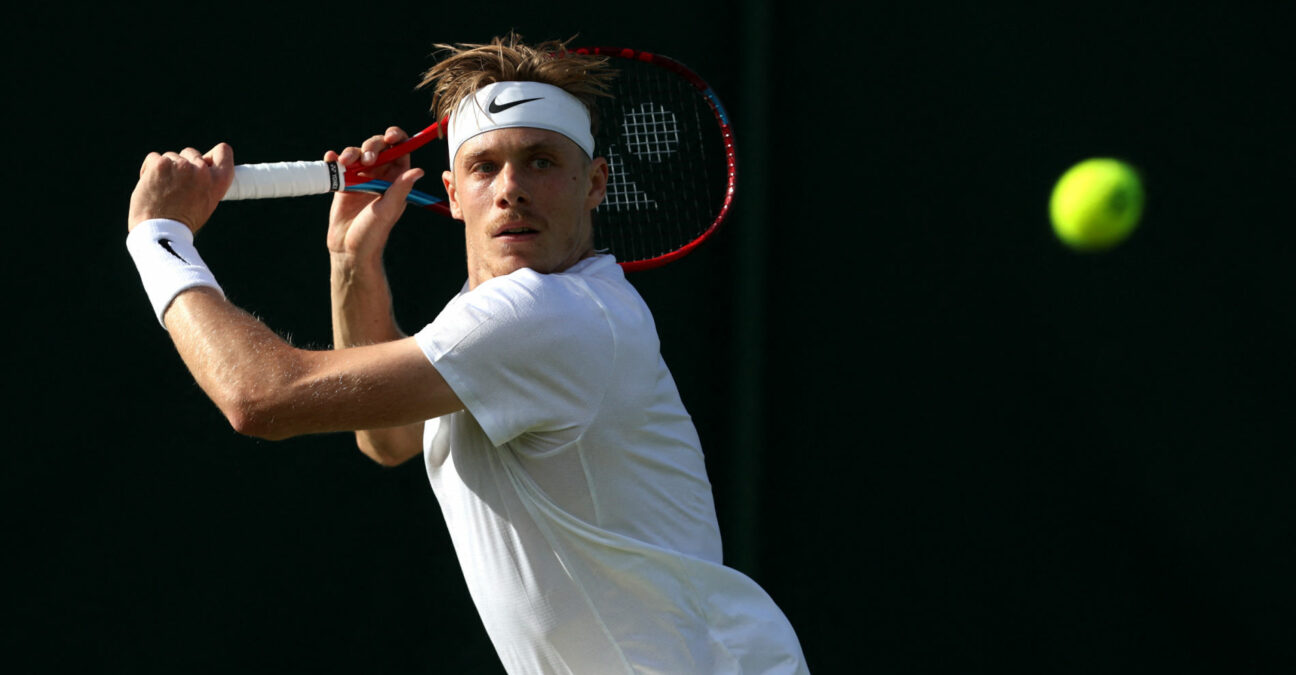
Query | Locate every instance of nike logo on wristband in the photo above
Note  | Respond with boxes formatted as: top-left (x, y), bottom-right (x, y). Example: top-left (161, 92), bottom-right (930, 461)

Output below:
top-left (158, 238), bottom-right (190, 264)
top-left (488, 96), bottom-right (543, 113)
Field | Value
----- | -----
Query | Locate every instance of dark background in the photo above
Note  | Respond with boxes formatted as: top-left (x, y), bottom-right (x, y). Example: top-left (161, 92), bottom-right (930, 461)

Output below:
top-left (10, 2), bottom-right (1293, 672)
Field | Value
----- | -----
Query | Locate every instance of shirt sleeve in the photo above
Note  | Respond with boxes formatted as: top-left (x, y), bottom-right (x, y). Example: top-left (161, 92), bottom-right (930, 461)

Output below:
top-left (413, 270), bottom-right (615, 447)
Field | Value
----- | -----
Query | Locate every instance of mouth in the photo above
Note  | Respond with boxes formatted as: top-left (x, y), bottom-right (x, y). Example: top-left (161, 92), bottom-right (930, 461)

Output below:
top-left (495, 225), bottom-right (539, 237)
top-left (492, 214), bottom-right (542, 238)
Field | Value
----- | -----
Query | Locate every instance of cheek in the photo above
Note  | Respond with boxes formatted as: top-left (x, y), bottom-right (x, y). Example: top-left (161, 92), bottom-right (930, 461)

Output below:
top-left (558, 172), bottom-right (591, 206)
top-left (459, 183), bottom-right (500, 222)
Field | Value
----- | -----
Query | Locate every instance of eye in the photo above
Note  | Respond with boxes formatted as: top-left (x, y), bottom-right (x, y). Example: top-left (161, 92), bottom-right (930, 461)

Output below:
top-left (471, 161), bottom-right (497, 174)
top-left (532, 157), bottom-right (554, 169)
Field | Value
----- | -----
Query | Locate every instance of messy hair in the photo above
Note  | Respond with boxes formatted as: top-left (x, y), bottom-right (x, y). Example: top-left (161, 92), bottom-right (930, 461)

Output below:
top-left (418, 33), bottom-right (615, 132)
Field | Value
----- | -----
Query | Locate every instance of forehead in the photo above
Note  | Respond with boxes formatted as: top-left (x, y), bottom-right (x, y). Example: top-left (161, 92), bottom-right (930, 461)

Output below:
top-left (453, 127), bottom-right (587, 166)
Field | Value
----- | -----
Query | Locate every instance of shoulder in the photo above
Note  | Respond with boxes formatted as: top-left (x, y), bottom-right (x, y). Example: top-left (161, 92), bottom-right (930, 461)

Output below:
top-left (418, 256), bottom-right (640, 360)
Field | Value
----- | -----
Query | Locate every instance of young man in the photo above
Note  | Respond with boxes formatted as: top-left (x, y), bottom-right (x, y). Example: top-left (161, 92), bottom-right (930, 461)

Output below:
top-left (126, 36), bottom-right (807, 673)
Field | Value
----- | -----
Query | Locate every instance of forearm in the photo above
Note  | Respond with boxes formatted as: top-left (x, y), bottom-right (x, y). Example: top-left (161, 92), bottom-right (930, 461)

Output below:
top-left (329, 253), bottom-right (425, 464)
top-left (330, 253), bottom-right (404, 347)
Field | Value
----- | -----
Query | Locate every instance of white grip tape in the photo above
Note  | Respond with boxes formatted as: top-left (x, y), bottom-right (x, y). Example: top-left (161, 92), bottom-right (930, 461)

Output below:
top-left (223, 161), bottom-right (345, 200)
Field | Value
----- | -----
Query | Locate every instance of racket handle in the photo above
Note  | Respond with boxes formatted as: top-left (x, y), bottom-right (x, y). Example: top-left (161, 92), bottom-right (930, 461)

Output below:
top-left (223, 161), bottom-right (345, 200)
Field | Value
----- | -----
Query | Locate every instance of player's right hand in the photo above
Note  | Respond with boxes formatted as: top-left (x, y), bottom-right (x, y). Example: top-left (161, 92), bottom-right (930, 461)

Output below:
top-left (129, 143), bottom-right (235, 235)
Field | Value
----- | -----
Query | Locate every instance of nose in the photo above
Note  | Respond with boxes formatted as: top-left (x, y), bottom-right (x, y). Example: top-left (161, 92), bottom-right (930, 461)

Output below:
top-left (495, 162), bottom-right (530, 208)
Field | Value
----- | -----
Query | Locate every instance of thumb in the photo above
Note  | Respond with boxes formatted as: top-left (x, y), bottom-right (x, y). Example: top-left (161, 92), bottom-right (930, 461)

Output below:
top-left (374, 168), bottom-right (425, 216)
top-left (206, 142), bottom-right (236, 195)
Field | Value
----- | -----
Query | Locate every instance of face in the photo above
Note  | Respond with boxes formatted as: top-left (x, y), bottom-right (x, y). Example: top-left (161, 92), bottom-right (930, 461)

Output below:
top-left (443, 127), bottom-right (608, 288)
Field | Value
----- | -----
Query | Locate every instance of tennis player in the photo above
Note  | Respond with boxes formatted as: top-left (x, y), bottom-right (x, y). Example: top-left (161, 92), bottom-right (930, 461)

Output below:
top-left (126, 35), bottom-right (807, 674)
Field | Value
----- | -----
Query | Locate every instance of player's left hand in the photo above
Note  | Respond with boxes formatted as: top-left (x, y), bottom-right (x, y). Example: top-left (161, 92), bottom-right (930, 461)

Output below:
top-left (325, 126), bottom-right (424, 261)
top-left (128, 143), bottom-right (235, 234)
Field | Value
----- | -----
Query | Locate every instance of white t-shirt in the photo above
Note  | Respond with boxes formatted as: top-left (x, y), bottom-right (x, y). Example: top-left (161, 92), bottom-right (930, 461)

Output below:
top-left (414, 255), bottom-right (807, 674)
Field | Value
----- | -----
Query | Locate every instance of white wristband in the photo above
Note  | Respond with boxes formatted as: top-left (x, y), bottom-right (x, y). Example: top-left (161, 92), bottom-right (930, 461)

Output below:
top-left (126, 219), bottom-right (224, 328)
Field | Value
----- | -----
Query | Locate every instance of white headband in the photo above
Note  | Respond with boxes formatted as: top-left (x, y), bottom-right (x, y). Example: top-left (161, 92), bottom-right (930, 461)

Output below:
top-left (447, 81), bottom-right (595, 164)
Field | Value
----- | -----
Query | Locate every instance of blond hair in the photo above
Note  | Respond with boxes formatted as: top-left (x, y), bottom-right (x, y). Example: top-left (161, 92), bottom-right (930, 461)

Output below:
top-left (419, 33), bottom-right (615, 132)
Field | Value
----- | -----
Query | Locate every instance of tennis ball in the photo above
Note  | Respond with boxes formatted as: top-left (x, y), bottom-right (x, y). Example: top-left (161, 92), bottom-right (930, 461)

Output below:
top-left (1049, 158), bottom-right (1144, 251)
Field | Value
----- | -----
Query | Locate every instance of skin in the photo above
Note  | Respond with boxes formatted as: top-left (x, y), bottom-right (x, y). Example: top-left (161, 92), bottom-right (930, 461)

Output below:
top-left (128, 121), bottom-right (606, 465)
top-left (444, 127), bottom-right (608, 289)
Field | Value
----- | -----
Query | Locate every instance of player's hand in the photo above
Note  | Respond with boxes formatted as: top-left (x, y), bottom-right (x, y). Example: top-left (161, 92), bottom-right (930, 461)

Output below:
top-left (128, 143), bottom-right (235, 234)
top-left (326, 126), bottom-right (424, 260)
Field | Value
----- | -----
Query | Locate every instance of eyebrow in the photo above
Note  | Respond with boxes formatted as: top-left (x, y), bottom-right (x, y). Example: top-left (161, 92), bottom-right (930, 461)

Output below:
top-left (458, 138), bottom-right (572, 168)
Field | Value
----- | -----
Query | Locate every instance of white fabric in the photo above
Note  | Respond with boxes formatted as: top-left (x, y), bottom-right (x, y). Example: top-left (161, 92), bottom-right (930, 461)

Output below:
top-left (414, 256), bottom-right (807, 674)
top-left (125, 219), bottom-right (224, 328)
top-left (447, 81), bottom-right (595, 164)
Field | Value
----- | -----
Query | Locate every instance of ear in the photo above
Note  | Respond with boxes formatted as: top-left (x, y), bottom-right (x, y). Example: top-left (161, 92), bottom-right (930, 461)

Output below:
top-left (584, 157), bottom-right (609, 211)
top-left (442, 169), bottom-right (463, 220)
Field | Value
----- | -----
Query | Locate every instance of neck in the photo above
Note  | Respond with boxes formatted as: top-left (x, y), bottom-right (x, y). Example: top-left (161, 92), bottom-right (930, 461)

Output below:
top-left (466, 247), bottom-right (597, 290)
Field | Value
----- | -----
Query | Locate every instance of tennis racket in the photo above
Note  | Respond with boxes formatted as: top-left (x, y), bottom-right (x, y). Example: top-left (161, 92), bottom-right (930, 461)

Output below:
top-left (222, 47), bottom-right (736, 272)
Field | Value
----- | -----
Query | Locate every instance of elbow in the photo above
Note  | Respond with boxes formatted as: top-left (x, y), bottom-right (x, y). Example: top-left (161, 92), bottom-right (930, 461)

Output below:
top-left (228, 411), bottom-right (296, 441)
top-left (224, 405), bottom-right (293, 441)
top-left (358, 439), bottom-right (413, 467)
top-left (366, 452), bottom-right (406, 468)
top-left (195, 345), bottom-right (322, 441)
top-left (356, 429), bottom-right (423, 467)
top-left (214, 388), bottom-right (300, 441)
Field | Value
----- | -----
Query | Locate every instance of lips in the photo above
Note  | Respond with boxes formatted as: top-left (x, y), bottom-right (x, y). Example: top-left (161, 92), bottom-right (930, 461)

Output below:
top-left (491, 212), bottom-right (542, 238)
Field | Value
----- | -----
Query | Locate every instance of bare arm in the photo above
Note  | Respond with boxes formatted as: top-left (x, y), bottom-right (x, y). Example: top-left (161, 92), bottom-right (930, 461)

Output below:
top-left (128, 141), bottom-right (461, 456)
top-left (162, 287), bottom-right (460, 442)
top-left (328, 253), bottom-right (427, 464)
top-left (324, 127), bottom-right (433, 465)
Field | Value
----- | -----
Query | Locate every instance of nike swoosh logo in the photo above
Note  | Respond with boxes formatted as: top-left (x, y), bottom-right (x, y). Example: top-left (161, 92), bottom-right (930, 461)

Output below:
top-left (488, 96), bottom-right (543, 114)
top-left (158, 238), bottom-right (189, 264)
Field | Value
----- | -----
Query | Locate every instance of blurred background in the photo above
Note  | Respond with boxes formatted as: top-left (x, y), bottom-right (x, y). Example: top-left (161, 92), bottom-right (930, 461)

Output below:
top-left (9, 2), bottom-right (1292, 672)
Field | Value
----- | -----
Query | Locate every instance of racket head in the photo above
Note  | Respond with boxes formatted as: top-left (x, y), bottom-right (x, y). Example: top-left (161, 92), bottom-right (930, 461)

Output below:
top-left (576, 47), bottom-right (737, 271)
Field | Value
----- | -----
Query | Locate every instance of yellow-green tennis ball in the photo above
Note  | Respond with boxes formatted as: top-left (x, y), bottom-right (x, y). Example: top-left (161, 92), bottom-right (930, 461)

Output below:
top-left (1049, 158), bottom-right (1144, 251)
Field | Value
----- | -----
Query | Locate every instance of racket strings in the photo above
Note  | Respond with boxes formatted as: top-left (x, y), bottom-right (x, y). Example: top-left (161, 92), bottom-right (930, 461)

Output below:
top-left (602, 147), bottom-right (658, 211)
top-left (598, 102), bottom-right (679, 214)
top-left (622, 102), bottom-right (681, 162)
top-left (594, 64), bottom-right (726, 264)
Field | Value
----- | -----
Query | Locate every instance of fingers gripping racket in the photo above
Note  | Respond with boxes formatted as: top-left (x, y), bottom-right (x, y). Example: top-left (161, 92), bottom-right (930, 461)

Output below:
top-left (221, 48), bottom-right (736, 271)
